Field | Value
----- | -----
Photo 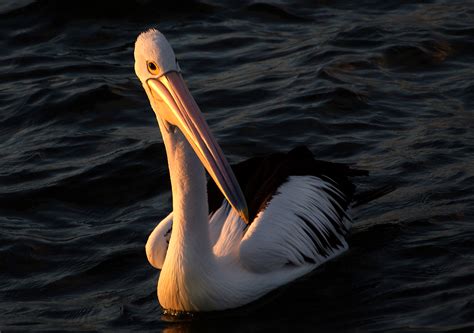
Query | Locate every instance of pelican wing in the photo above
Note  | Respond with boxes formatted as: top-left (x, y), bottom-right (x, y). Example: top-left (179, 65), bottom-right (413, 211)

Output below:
top-left (145, 212), bottom-right (173, 269)
top-left (215, 146), bottom-right (366, 273)
top-left (239, 175), bottom-right (352, 272)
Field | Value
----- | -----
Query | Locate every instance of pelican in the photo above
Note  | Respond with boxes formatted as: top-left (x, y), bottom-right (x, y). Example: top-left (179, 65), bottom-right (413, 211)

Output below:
top-left (134, 29), bottom-right (367, 313)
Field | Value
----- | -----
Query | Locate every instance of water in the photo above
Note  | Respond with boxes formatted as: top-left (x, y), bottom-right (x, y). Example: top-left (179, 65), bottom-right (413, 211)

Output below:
top-left (1, 0), bottom-right (473, 331)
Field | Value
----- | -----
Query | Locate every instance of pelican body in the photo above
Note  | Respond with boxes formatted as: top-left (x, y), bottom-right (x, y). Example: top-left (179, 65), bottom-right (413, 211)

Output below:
top-left (134, 29), bottom-right (364, 312)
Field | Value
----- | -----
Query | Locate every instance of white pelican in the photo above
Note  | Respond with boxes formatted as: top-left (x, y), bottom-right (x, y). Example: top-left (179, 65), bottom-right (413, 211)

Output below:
top-left (134, 29), bottom-right (367, 313)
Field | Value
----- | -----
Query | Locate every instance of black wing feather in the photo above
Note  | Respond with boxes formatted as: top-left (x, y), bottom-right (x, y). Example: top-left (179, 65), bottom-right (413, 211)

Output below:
top-left (207, 146), bottom-right (367, 223)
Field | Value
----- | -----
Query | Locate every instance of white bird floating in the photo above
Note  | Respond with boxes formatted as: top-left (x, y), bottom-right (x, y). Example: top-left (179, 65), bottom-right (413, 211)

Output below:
top-left (134, 29), bottom-right (368, 313)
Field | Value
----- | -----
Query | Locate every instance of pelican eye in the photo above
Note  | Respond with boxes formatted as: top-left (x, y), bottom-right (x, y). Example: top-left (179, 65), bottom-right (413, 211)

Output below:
top-left (147, 61), bottom-right (159, 75)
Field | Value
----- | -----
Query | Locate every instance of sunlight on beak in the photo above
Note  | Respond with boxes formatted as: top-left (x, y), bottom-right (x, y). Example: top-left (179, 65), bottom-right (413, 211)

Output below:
top-left (147, 72), bottom-right (249, 224)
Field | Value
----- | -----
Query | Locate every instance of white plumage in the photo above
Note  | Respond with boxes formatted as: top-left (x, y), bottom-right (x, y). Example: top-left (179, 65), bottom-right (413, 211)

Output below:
top-left (146, 173), bottom-right (351, 311)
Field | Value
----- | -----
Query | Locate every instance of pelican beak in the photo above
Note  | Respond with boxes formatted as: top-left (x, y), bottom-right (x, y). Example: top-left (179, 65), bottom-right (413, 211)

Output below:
top-left (146, 71), bottom-right (249, 224)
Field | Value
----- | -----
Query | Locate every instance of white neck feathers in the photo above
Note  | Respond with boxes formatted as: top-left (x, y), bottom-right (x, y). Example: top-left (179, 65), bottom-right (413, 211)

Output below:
top-left (157, 121), bottom-right (217, 310)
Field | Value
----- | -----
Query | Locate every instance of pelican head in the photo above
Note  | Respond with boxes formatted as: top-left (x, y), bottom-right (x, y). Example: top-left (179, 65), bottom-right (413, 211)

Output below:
top-left (134, 29), bottom-right (249, 223)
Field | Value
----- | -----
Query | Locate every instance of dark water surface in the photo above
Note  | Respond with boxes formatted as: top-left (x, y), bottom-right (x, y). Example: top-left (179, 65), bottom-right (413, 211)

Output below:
top-left (1, 0), bottom-right (473, 331)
